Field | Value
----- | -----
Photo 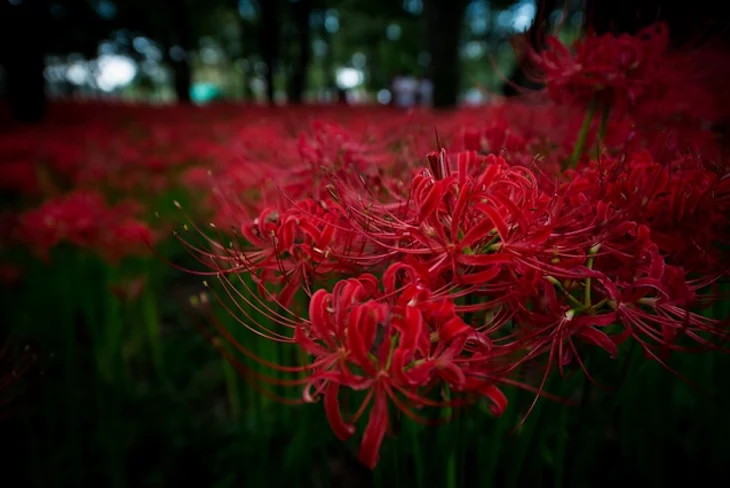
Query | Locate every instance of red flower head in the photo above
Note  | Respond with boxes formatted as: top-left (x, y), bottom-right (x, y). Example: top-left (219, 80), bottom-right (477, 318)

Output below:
top-left (16, 190), bottom-right (155, 261)
top-left (296, 264), bottom-right (507, 469)
top-left (530, 23), bottom-right (670, 116)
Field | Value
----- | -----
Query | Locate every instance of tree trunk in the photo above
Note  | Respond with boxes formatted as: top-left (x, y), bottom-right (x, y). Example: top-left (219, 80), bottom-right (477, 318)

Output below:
top-left (584, 0), bottom-right (659, 36)
top-left (242, 66), bottom-right (255, 101)
top-left (502, 0), bottom-right (557, 96)
top-left (286, 0), bottom-right (312, 104)
top-left (584, 0), bottom-right (716, 46)
top-left (424, 0), bottom-right (468, 109)
top-left (171, 60), bottom-right (192, 103)
top-left (1, 1), bottom-right (48, 123)
top-left (259, 0), bottom-right (281, 105)
top-left (168, 0), bottom-right (193, 103)
top-left (321, 27), bottom-right (337, 102)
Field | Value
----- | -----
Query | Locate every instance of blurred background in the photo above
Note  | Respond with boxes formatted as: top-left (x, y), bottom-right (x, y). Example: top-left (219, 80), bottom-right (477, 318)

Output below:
top-left (0, 0), bottom-right (725, 121)
top-left (1, 1), bottom-right (729, 488)
top-left (0, 0), bottom-right (571, 115)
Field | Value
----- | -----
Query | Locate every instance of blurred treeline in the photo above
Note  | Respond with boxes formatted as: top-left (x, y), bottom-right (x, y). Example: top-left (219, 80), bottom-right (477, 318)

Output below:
top-left (1, 0), bottom-right (726, 122)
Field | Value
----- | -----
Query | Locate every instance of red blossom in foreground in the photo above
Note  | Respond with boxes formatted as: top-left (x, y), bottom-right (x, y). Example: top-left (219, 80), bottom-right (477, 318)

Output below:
top-left (17, 42), bottom-right (725, 469)
top-left (568, 152), bottom-right (730, 275)
top-left (177, 134), bottom-right (729, 468)
top-left (297, 265), bottom-right (508, 468)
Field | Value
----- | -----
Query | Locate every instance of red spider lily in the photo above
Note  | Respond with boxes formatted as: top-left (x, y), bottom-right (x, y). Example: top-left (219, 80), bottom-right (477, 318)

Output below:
top-left (107, 89), bottom-right (729, 471)
top-left (637, 42), bottom-right (730, 124)
top-left (184, 264), bottom-right (514, 470)
top-left (568, 152), bottom-right (730, 275)
top-left (296, 265), bottom-right (509, 469)
top-left (170, 196), bottom-right (369, 309)
top-left (14, 190), bottom-right (155, 262)
top-left (508, 277), bottom-right (619, 396)
top-left (528, 23), bottom-right (671, 116)
top-left (330, 151), bottom-right (597, 301)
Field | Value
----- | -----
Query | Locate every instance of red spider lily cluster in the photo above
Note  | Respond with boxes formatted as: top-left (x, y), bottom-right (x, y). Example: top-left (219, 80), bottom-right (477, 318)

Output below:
top-left (185, 145), bottom-right (728, 467)
top-left (13, 190), bottom-right (153, 262)
top-left (167, 25), bottom-right (730, 469)
top-left (1, 23), bottom-right (729, 468)
top-left (528, 23), bottom-right (671, 116)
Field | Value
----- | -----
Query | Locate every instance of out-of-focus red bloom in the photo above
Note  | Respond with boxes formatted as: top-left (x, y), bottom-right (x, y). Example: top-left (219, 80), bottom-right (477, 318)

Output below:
top-left (17, 190), bottom-right (107, 254)
top-left (0, 161), bottom-right (40, 196)
top-left (15, 190), bottom-right (154, 261)
top-left (638, 43), bottom-right (730, 124)
top-left (530, 23), bottom-right (670, 116)
top-left (100, 219), bottom-right (154, 262)
top-left (109, 275), bottom-right (147, 302)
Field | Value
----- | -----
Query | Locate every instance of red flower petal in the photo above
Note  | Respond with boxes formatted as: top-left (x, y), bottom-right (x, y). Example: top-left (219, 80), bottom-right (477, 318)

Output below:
top-left (359, 389), bottom-right (389, 469)
top-left (324, 382), bottom-right (355, 441)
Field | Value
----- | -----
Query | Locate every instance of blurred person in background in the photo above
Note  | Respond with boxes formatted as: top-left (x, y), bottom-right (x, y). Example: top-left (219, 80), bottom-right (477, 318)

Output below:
top-left (391, 70), bottom-right (419, 108)
top-left (417, 70), bottom-right (434, 107)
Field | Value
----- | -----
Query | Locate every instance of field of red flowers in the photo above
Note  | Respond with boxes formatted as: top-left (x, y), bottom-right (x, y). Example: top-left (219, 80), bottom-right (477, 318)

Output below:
top-left (2, 24), bottom-right (730, 488)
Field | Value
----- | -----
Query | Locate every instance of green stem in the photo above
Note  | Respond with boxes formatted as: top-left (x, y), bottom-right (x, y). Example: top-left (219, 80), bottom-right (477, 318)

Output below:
top-left (141, 287), bottom-right (165, 383)
top-left (101, 271), bottom-right (126, 488)
top-left (392, 435), bottom-right (402, 488)
top-left (546, 276), bottom-right (584, 308)
top-left (258, 332), bottom-right (273, 414)
top-left (553, 403), bottom-right (569, 488)
top-left (456, 413), bottom-right (469, 488)
top-left (63, 251), bottom-right (83, 487)
top-left (569, 97), bottom-right (598, 168)
top-left (481, 389), bottom-right (515, 487)
top-left (373, 464), bottom-right (384, 488)
top-left (275, 322), bottom-right (290, 427)
top-left (407, 420), bottom-right (425, 488)
top-left (443, 387), bottom-right (457, 488)
top-left (598, 104), bottom-right (611, 142)
top-left (568, 357), bottom-right (595, 486)
top-left (222, 357), bottom-right (242, 421)
top-left (584, 244), bottom-right (601, 308)
top-left (507, 411), bottom-right (541, 488)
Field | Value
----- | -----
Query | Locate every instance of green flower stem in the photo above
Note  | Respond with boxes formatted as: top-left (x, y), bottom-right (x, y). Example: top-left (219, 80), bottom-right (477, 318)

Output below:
top-left (585, 244), bottom-right (601, 308)
top-left (407, 420), bottom-right (425, 488)
top-left (222, 356), bottom-right (242, 421)
top-left (598, 104), bottom-right (611, 142)
top-left (62, 251), bottom-right (83, 487)
top-left (443, 386), bottom-right (457, 488)
top-left (546, 276), bottom-right (584, 308)
top-left (553, 403), bottom-right (569, 488)
top-left (373, 464), bottom-right (384, 488)
top-left (142, 287), bottom-right (165, 383)
top-left (101, 270), bottom-right (125, 488)
top-left (480, 389), bottom-right (516, 487)
top-left (568, 356), bottom-right (595, 486)
top-left (506, 388), bottom-right (550, 488)
top-left (569, 97), bottom-right (598, 168)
